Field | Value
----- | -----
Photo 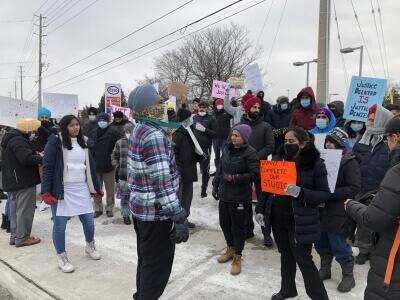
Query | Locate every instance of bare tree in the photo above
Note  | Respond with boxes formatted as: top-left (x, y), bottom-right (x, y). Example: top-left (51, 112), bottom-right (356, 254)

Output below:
top-left (154, 23), bottom-right (260, 100)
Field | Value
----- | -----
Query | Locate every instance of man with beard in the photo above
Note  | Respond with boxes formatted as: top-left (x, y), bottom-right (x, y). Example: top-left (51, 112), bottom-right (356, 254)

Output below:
top-left (35, 107), bottom-right (56, 152)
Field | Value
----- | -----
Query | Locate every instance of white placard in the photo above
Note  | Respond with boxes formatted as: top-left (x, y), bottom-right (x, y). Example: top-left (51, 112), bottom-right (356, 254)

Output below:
top-left (0, 96), bottom-right (37, 128)
top-left (110, 105), bottom-right (131, 119)
top-left (314, 134), bottom-right (327, 152)
top-left (43, 92), bottom-right (79, 119)
top-left (320, 149), bottom-right (342, 193)
top-left (244, 63), bottom-right (263, 92)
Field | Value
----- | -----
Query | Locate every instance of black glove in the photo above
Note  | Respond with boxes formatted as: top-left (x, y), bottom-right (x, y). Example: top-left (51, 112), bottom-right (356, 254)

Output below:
top-left (170, 219), bottom-right (189, 244)
top-left (212, 186), bottom-right (219, 200)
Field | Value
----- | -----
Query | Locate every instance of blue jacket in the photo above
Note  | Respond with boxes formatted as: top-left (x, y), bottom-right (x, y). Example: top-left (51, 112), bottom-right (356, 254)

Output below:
top-left (41, 134), bottom-right (100, 199)
top-left (352, 141), bottom-right (390, 193)
top-left (308, 109), bottom-right (336, 134)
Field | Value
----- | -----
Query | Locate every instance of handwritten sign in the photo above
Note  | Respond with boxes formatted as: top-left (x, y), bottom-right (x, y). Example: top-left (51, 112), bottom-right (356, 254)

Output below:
top-left (244, 63), bottom-right (263, 92)
top-left (43, 92), bottom-right (79, 119)
top-left (211, 80), bottom-right (236, 99)
top-left (228, 77), bottom-right (245, 88)
top-left (110, 105), bottom-right (131, 119)
top-left (0, 96), bottom-right (37, 127)
top-left (320, 149), bottom-right (342, 192)
top-left (169, 81), bottom-right (188, 101)
top-left (260, 160), bottom-right (297, 195)
top-left (343, 76), bottom-right (387, 122)
top-left (314, 134), bottom-right (327, 152)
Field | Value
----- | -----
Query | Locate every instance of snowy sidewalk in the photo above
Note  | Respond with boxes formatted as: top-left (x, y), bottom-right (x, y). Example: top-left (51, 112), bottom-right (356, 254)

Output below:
top-left (0, 182), bottom-right (368, 299)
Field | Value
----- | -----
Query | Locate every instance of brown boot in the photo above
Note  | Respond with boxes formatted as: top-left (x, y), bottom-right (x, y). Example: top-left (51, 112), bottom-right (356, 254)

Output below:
top-left (230, 255), bottom-right (242, 275)
top-left (15, 236), bottom-right (41, 248)
top-left (217, 247), bottom-right (235, 263)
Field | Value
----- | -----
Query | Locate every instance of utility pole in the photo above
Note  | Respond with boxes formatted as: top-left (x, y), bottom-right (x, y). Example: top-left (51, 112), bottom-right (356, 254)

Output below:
top-left (316, 0), bottom-right (331, 105)
top-left (19, 65), bottom-right (23, 100)
top-left (14, 81), bottom-right (17, 100)
top-left (35, 14), bottom-right (46, 108)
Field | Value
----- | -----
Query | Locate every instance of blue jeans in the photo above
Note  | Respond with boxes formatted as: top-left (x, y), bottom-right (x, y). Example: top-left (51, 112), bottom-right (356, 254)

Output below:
top-left (51, 205), bottom-right (95, 254)
top-left (315, 232), bottom-right (353, 264)
top-left (4, 198), bottom-right (10, 216)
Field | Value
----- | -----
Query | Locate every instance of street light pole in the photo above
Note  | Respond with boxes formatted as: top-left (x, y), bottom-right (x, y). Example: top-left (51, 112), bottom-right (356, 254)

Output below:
top-left (340, 46), bottom-right (363, 76)
top-left (293, 59), bottom-right (318, 87)
top-left (306, 63), bottom-right (310, 86)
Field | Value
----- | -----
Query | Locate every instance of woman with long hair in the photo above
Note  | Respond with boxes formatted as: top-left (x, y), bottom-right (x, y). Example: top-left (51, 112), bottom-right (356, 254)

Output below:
top-left (41, 115), bottom-right (103, 273)
top-left (256, 127), bottom-right (330, 300)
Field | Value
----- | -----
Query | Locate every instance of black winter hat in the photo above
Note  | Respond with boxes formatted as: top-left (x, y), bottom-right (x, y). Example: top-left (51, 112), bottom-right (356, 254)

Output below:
top-left (177, 108), bottom-right (192, 122)
top-left (113, 111), bottom-right (124, 118)
top-left (326, 127), bottom-right (348, 149)
top-left (97, 112), bottom-right (110, 122)
top-left (88, 107), bottom-right (98, 115)
top-left (198, 101), bottom-right (209, 108)
top-left (385, 116), bottom-right (400, 134)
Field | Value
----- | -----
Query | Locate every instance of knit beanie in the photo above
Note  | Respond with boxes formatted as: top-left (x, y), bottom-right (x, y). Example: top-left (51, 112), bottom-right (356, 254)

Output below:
top-left (128, 84), bottom-right (158, 112)
top-left (214, 98), bottom-right (223, 107)
top-left (88, 107), bottom-right (98, 115)
top-left (97, 112), bottom-right (110, 122)
top-left (326, 127), bottom-right (349, 149)
top-left (198, 101), bottom-right (209, 108)
top-left (243, 96), bottom-right (261, 113)
top-left (16, 118), bottom-right (41, 133)
top-left (317, 108), bottom-right (332, 121)
top-left (232, 124), bottom-right (252, 143)
top-left (113, 111), bottom-right (124, 119)
top-left (38, 107), bottom-right (51, 118)
top-left (177, 108), bottom-right (192, 122)
top-left (385, 116), bottom-right (400, 134)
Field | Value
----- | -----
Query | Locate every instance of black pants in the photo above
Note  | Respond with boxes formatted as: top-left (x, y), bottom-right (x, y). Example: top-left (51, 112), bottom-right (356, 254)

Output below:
top-left (219, 201), bottom-right (245, 256)
top-left (212, 137), bottom-right (227, 171)
top-left (199, 146), bottom-right (211, 194)
top-left (271, 208), bottom-right (328, 300)
top-left (178, 180), bottom-right (193, 217)
top-left (133, 218), bottom-right (175, 300)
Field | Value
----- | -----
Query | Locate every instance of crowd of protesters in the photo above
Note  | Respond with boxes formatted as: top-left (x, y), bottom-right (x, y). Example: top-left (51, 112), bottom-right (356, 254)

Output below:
top-left (1, 83), bottom-right (400, 300)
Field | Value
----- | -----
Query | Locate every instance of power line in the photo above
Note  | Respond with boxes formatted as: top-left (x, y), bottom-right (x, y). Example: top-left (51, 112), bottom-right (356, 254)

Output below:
top-left (370, 0), bottom-right (386, 78)
top-left (44, 0), bottom-right (267, 92)
top-left (254, 0), bottom-right (275, 48)
top-left (44, 0), bottom-right (71, 19)
top-left (0, 20), bottom-right (31, 23)
top-left (265, 0), bottom-right (287, 70)
top-left (349, 0), bottom-right (376, 76)
top-left (46, 0), bottom-right (83, 26)
top-left (45, 0), bottom-right (196, 77)
top-left (376, 0), bottom-right (389, 78)
top-left (332, 0), bottom-right (349, 88)
top-left (47, 0), bottom-right (101, 34)
top-left (34, 0), bottom-right (51, 15)
top-left (42, 0), bottom-right (62, 16)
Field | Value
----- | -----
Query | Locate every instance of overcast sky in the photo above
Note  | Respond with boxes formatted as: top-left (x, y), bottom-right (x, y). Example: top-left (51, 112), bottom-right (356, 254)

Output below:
top-left (0, 0), bottom-right (398, 107)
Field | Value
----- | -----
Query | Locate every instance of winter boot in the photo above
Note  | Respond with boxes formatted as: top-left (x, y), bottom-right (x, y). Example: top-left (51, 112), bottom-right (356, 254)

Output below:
top-left (338, 259), bottom-right (356, 292)
top-left (271, 291), bottom-right (298, 300)
top-left (57, 252), bottom-right (75, 273)
top-left (263, 234), bottom-right (273, 247)
top-left (123, 216), bottom-right (131, 225)
top-left (230, 255), bottom-right (242, 275)
top-left (1, 214), bottom-right (7, 230)
top-left (6, 217), bottom-right (10, 233)
top-left (319, 254), bottom-right (333, 280)
top-left (217, 247), bottom-right (235, 263)
top-left (355, 253), bottom-right (369, 265)
top-left (85, 241), bottom-right (101, 260)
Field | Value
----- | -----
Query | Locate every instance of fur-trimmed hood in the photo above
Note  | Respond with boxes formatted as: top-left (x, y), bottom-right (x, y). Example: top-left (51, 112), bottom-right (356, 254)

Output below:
top-left (275, 143), bottom-right (321, 171)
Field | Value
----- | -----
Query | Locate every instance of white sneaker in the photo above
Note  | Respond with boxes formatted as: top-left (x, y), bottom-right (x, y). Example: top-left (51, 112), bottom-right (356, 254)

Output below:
top-left (57, 252), bottom-right (75, 273)
top-left (85, 241), bottom-right (101, 260)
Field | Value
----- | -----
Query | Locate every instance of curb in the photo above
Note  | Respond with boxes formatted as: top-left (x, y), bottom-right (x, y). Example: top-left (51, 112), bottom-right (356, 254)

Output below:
top-left (0, 259), bottom-right (57, 300)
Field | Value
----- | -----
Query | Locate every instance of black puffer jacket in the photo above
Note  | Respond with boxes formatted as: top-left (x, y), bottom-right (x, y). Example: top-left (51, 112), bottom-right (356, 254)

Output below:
top-left (1, 129), bottom-right (42, 192)
top-left (88, 126), bottom-right (120, 173)
top-left (211, 107), bottom-right (232, 139)
top-left (320, 153), bottom-right (361, 235)
top-left (193, 113), bottom-right (218, 149)
top-left (265, 104), bottom-right (292, 151)
top-left (239, 115), bottom-right (275, 160)
top-left (347, 162), bottom-right (400, 300)
top-left (256, 145), bottom-right (331, 244)
top-left (213, 142), bottom-right (259, 204)
top-left (352, 141), bottom-right (390, 194)
top-left (172, 126), bottom-right (199, 183)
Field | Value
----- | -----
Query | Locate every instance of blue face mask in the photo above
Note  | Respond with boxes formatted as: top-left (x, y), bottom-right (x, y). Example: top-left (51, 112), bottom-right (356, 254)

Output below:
top-left (316, 118), bottom-right (328, 130)
top-left (280, 103), bottom-right (288, 111)
top-left (350, 122), bottom-right (363, 132)
top-left (98, 121), bottom-right (108, 129)
top-left (300, 99), bottom-right (311, 108)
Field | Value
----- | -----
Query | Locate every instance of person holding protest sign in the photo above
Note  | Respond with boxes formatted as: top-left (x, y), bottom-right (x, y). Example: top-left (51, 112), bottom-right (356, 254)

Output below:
top-left (193, 101), bottom-right (218, 198)
top-left (239, 95), bottom-right (274, 241)
top-left (111, 122), bottom-right (135, 225)
top-left (351, 104), bottom-right (393, 265)
top-left (315, 128), bottom-right (361, 293)
top-left (82, 107), bottom-right (98, 137)
top-left (345, 116), bottom-right (400, 300)
top-left (127, 84), bottom-right (189, 300)
top-left (41, 115), bottom-right (102, 273)
top-left (223, 86), bottom-right (253, 125)
top-left (256, 127), bottom-right (330, 300)
top-left (290, 87), bottom-right (318, 130)
top-left (309, 107), bottom-right (336, 134)
top-left (1, 118), bottom-right (43, 247)
top-left (344, 120), bottom-right (366, 149)
top-left (212, 124), bottom-right (259, 275)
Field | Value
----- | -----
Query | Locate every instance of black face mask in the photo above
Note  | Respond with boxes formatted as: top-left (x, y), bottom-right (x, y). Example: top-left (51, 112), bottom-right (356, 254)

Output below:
top-left (41, 120), bottom-right (51, 128)
top-left (284, 143), bottom-right (299, 160)
top-left (248, 112), bottom-right (259, 120)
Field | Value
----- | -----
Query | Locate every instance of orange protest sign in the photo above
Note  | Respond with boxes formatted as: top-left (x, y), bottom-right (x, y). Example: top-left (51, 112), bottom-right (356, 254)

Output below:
top-left (260, 160), bottom-right (297, 195)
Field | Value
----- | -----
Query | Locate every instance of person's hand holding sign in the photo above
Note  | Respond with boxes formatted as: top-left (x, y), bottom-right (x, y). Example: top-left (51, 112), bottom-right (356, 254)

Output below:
top-left (284, 184), bottom-right (302, 198)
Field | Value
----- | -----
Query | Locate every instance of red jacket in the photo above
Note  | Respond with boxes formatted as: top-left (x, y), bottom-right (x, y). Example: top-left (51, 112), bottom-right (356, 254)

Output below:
top-left (290, 87), bottom-right (317, 130)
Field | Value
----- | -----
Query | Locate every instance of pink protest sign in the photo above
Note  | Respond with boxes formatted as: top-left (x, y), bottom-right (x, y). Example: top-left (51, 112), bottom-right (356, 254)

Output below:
top-left (211, 80), bottom-right (236, 99)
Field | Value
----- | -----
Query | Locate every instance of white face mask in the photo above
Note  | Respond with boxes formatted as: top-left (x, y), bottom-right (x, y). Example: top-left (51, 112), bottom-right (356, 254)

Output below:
top-left (216, 105), bottom-right (223, 110)
top-left (198, 111), bottom-right (206, 117)
top-left (88, 115), bottom-right (96, 121)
